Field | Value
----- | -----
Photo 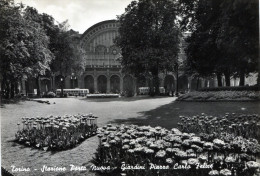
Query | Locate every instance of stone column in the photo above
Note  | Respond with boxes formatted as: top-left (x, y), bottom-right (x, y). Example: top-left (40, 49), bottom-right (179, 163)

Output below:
top-left (94, 76), bottom-right (98, 93)
top-left (107, 76), bottom-right (110, 93)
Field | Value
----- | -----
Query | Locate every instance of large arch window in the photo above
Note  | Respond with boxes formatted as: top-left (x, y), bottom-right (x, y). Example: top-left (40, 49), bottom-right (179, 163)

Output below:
top-left (110, 75), bottom-right (120, 93)
top-left (84, 75), bottom-right (94, 93)
top-left (95, 45), bottom-right (107, 54)
top-left (97, 75), bottom-right (107, 93)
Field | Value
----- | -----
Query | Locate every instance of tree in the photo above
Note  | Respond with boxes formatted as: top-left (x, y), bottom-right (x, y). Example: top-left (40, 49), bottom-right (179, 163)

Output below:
top-left (24, 7), bottom-right (85, 96)
top-left (49, 26), bottom-right (85, 96)
top-left (179, 0), bottom-right (259, 87)
top-left (115, 0), bottom-right (180, 95)
top-left (216, 0), bottom-right (259, 86)
top-left (0, 1), bottom-right (53, 98)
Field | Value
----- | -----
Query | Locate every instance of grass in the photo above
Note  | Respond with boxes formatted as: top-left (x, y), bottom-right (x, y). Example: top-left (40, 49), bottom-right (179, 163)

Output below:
top-left (1, 96), bottom-right (259, 176)
top-left (112, 101), bottom-right (260, 129)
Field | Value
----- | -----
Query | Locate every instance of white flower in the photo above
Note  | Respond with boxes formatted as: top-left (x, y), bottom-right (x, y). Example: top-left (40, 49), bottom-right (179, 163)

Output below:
top-left (134, 147), bottom-right (143, 152)
top-left (144, 148), bottom-right (154, 154)
top-left (208, 170), bottom-right (219, 176)
top-left (191, 136), bottom-right (201, 143)
top-left (203, 142), bottom-right (213, 149)
top-left (122, 145), bottom-right (130, 150)
top-left (166, 158), bottom-right (173, 164)
top-left (219, 169), bottom-right (232, 176)
top-left (175, 151), bottom-right (187, 158)
top-left (246, 161), bottom-right (260, 169)
top-left (155, 150), bottom-right (166, 158)
top-left (198, 155), bottom-right (208, 162)
top-left (188, 158), bottom-right (199, 165)
top-left (122, 139), bottom-right (130, 144)
top-left (171, 128), bottom-right (182, 135)
top-left (109, 140), bottom-right (117, 144)
top-left (213, 139), bottom-right (225, 146)
top-left (225, 156), bottom-right (236, 163)
top-left (127, 149), bottom-right (134, 153)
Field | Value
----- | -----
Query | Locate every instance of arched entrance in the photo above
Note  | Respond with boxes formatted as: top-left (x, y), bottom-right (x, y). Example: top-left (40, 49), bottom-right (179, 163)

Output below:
top-left (178, 75), bottom-right (188, 92)
top-left (40, 78), bottom-right (51, 93)
top-left (123, 75), bottom-right (134, 96)
top-left (84, 75), bottom-right (94, 93)
top-left (97, 75), bottom-right (107, 93)
top-left (110, 75), bottom-right (120, 93)
top-left (164, 75), bottom-right (175, 95)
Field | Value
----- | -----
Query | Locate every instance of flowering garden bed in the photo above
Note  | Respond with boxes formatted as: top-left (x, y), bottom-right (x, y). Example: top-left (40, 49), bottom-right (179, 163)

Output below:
top-left (93, 121), bottom-right (260, 175)
top-left (177, 91), bottom-right (260, 101)
top-left (15, 114), bottom-right (98, 151)
top-left (87, 94), bottom-right (120, 98)
top-left (178, 113), bottom-right (260, 141)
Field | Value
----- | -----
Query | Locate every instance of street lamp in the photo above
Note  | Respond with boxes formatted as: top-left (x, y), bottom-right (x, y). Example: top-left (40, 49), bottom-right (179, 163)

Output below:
top-left (71, 73), bottom-right (77, 89)
top-left (60, 77), bottom-right (64, 97)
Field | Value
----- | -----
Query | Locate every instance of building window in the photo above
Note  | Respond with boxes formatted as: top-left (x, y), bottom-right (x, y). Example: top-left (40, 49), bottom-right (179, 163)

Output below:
top-left (95, 45), bottom-right (107, 54)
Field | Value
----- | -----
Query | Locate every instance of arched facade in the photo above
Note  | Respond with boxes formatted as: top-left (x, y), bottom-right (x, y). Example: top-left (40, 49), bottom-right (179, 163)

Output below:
top-left (84, 75), bottom-right (94, 93)
top-left (79, 20), bottom-right (134, 94)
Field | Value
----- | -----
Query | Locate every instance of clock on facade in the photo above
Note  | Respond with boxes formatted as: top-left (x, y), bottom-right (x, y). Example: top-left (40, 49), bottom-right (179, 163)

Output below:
top-left (112, 49), bottom-right (117, 55)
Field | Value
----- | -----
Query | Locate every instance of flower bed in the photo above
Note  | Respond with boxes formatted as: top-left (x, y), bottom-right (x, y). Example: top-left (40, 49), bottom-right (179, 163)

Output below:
top-left (15, 114), bottom-right (98, 151)
top-left (93, 124), bottom-right (260, 176)
top-left (177, 91), bottom-right (260, 101)
top-left (178, 113), bottom-right (260, 141)
top-left (87, 94), bottom-right (120, 98)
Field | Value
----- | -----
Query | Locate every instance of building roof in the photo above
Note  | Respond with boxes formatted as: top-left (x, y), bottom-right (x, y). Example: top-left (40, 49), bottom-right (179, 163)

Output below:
top-left (81, 20), bottom-right (117, 39)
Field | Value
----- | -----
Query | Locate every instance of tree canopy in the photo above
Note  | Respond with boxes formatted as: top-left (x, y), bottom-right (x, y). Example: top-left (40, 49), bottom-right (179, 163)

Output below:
top-left (0, 1), bottom-right (85, 98)
top-left (115, 0), bottom-right (180, 94)
top-left (0, 0), bottom-right (53, 98)
top-left (179, 0), bottom-right (259, 86)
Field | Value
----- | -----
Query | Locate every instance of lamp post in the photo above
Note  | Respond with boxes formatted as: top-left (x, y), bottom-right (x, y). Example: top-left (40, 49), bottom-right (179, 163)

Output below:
top-left (71, 73), bottom-right (77, 89)
top-left (174, 62), bottom-right (179, 97)
top-left (60, 77), bottom-right (64, 97)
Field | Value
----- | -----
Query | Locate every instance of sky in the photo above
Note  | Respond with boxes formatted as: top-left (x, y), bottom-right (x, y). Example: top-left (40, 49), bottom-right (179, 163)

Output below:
top-left (14, 0), bottom-right (133, 34)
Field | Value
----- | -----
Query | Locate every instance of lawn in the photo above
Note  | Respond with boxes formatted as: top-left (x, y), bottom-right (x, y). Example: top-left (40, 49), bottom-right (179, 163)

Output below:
top-left (1, 97), bottom-right (259, 176)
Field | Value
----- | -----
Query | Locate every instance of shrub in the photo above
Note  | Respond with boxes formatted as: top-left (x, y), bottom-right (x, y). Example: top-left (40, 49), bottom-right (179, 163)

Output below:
top-left (87, 94), bottom-right (120, 98)
top-left (177, 91), bottom-right (260, 101)
top-left (199, 85), bottom-right (259, 92)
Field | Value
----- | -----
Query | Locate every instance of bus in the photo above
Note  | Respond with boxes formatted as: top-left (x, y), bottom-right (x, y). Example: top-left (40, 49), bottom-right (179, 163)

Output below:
top-left (56, 89), bottom-right (89, 97)
top-left (138, 87), bottom-right (165, 95)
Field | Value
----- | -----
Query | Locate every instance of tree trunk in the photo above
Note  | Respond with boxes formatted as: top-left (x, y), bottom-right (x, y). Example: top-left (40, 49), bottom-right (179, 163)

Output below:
top-left (196, 77), bottom-right (200, 90)
top-left (15, 81), bottom-right (19, 94)
top-left (5, 81), bottom-right (10, 99)
top-left (10, 82), bottom-right (15, 99)
top-left (25, 80), bottom-right (29, 96)
top-left (36, 76), bottom-right (41, 97)
top-left (154, 75), bottom-right (160, 95)
top-left (239, 71), bottom-right (245, 86)
top-left (1, 77), bottom-right (6, 99)
top-left (176, 68), bottom-right (179, 96)
top-left (224, 72), bottom-right (230, 86)
top-left (217, 73), bottom-right (222, 87)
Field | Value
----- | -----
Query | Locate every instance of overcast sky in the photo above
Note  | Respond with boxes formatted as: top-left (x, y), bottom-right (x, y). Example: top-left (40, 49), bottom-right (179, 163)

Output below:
top-left (14, 0), bottom-right (133, 34)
